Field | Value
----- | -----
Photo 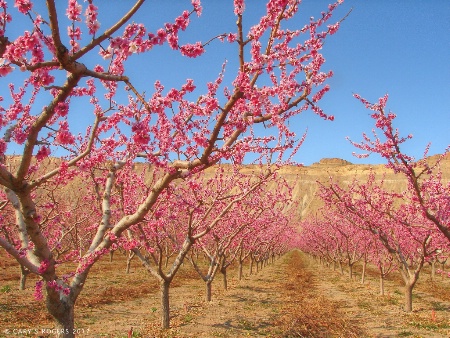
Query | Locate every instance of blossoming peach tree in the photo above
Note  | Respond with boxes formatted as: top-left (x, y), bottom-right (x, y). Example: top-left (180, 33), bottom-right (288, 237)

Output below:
top-left (0, 0), bottom-right (344, 335)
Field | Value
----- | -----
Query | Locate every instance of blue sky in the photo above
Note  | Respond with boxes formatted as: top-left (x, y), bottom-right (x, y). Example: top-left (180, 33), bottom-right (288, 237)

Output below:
top-left (125, 0), bottom-right (450, 165)
top-left (3, 1), bottom-right (449, 166)
top-left (298, 0), bottom-right (450, 165)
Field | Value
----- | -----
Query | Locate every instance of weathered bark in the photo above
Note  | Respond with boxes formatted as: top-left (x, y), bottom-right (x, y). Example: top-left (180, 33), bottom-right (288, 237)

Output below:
top-left (160, 280), bottom-right (171, 329)
top-left (206, 280), bottom-right (212, 302)
top-left (46, 293), bottom-right (75, 338)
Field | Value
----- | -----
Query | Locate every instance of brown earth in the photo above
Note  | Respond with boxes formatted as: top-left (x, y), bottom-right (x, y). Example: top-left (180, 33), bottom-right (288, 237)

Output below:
top-left (1, 250), bottom-right (450, 337)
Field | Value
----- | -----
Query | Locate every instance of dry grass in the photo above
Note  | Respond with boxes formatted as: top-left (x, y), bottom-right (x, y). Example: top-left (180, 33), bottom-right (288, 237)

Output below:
top-left (271, 251), bottom-right (365, 338)
top-left (2, 249), bottom-right (450, 337)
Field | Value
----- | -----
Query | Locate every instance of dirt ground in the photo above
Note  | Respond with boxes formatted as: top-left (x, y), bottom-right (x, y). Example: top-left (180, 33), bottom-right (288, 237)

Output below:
top-left (1, 250), bottom-right (450, 337)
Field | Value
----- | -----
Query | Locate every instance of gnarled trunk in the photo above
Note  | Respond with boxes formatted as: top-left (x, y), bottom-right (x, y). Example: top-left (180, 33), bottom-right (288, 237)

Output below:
top-left (46, 294), bottom-right (75, 338)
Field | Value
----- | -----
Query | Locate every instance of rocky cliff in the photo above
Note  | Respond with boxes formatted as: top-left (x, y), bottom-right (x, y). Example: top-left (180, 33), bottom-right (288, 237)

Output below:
top-left (260, 153), bottom-right (450, 219)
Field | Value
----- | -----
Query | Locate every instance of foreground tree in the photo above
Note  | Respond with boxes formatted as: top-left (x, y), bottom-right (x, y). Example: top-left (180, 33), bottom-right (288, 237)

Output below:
top-left (0, 1), bottom-right (346, 335)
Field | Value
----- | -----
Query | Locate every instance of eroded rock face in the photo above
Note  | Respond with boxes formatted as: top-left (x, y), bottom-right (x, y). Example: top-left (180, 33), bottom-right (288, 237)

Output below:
top-left (199, 154), bottom-right (450, 220)
top-left (274, 155), bottom-right (450, 219)
top-left (311, 158), bottom-right (353, 167)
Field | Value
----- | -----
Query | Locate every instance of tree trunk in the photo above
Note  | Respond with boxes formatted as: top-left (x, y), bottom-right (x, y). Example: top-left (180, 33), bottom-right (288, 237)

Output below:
top-left (126, 251), bottom-right (135, 274)
top-left (348, 263), bottom-right (353, 280)
top-left (19, 264), bottom-right (29, 290)
top-left (206, 280), bottom-right (212, 302)
top-left (238, 261), bottom-right (243, 281)
top-left (46, 296), bottom-right (75, 338)
top-left (404, 282), bottom-right (414, 312)
top-left (221, 268), bottom-right (228, 291)
top-left (249, 257), bottom-right (254, 275)
top-left (361, 261), bottom-right (367, 285)
top-left (109, 250), bottom-right (114, 262)
top-left (160, 280), bottom-right (171, 329)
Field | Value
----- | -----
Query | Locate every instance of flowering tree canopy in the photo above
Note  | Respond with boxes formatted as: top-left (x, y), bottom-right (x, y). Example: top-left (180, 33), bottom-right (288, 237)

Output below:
top-left (0, 0), bottom-right (345, 336)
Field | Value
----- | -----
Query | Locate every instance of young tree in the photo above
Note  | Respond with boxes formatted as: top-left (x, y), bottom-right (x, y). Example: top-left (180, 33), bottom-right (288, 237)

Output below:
top-left (349, 94), bottom-right (450, 241)
top-left (0, 1), bottom-right (345, 335)
top-left (319, 172), bottom-right (443, 312)
top-left (127, 164), bottom-right (276, 328)
top-left (188, 168), bottom-right (295, 301)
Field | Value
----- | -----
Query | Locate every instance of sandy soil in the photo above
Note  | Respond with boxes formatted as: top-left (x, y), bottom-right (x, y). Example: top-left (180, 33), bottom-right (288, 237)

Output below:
top-left (1, 251), bottom-right (450, 337)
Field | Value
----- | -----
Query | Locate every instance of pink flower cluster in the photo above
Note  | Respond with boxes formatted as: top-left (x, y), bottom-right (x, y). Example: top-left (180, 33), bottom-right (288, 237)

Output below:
top-left (14, 0), bottom-right (32, 14)
top-left (180, 42), bottom-right (205, 58)
top-left (47, 280), bottom-right (71, 297)
top-left (66, 0), bottom-right (82, 21)
top-left (34, 280), bottom-right (44, 300)
top-left (85, 3), bottom-right (100, 35)
top-left (36, 146), bottom-right (51, 161)
top-left (234, 0), bottom-right (245, 15)
top-left (191, 0), bottom-right (202, 16)
top-left (436, 269), bottom-right (450, 278)
top-left (38, 259), bottom-right (50, 274)
top-left (55, 121), bottom-right (75, 145)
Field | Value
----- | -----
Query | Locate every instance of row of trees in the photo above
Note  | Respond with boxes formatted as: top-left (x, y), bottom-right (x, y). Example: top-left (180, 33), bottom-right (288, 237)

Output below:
top-left (0, 0), bottom-right (345, 336)
top-left (299, 95), bottom-right (450, 312)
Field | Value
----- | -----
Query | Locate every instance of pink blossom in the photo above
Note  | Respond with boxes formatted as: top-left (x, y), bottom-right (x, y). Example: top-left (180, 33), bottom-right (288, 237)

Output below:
top-left (180, 42), bottom-right (205, 58)
top-left (36, 146), bottom-right (51, 161)
top-left (85, 3), bottom-right (100, 35)
top-left (227, 33), bottom-right (237, 43)
top-left (66, 0), bottom-right (82, 21)
top-left (234, 0), bottom-right (245, 15)
top-left (55, 121), bottom-right (75, 145)
top-left (0, 64), bottom-right (14, 76)
top-left (14, 0), bottom-right (32, 14)
top-left (175, 11), bottom-right (190, 31)
top-left (38, 259), bottom-right (50, 274)
top-left (0, 139), bottom-right (6, 155)
top-left (327, 22), bottom-right (340, 35)
top-left (191, 0), bottom-right (202, 16)
top-left (34, 280), bottom-right (44, 300)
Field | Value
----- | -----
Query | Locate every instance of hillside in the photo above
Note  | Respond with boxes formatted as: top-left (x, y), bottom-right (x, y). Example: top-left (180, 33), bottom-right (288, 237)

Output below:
top-left (5, 153), bottom-right (450, 220)
top-left (269, 153), bottom-right (450, 219)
